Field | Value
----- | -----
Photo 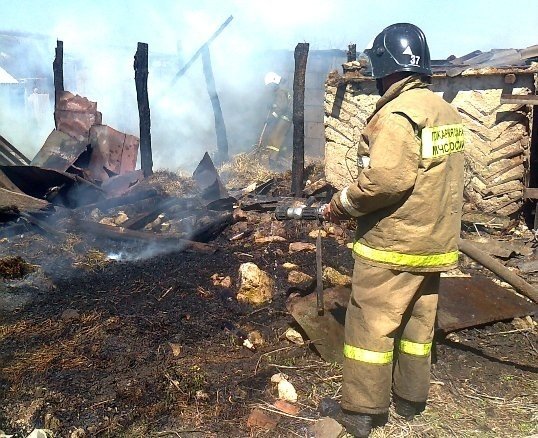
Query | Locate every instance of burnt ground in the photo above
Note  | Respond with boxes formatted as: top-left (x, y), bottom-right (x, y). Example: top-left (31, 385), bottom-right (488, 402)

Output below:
top-left (0, 217), bottom-right (537, 438)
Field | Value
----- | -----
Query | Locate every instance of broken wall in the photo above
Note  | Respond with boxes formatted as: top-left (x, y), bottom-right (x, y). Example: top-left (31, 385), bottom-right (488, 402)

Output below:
top-left (325, 67), bottom-right (538, 216)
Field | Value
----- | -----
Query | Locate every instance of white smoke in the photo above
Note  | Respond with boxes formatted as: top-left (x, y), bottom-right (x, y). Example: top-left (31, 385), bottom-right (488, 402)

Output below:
top-left (0, 0), bottom-right (537, 167)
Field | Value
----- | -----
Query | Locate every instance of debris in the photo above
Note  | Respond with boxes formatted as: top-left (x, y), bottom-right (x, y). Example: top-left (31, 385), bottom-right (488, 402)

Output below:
top-left (247, 330), bottom-right (265, 347)
top-left (284, 327), bottom-right (305, 345)
top-left (113, 211), bottom-right (129, 225)
top-left (247, 407), bottom-right (278, 430)
top-left (308, 417), bottom-right (345, 438)
top-left (309, 229), bottom-right (327, 238)
top-left (211, 274), bottom-right (232, 288)
top-left (236, 262), bottom-right (274, 305)
top-left (69, 428), bottom-right (86, 438)
top-left (271, 373), bottom-right (298, 403)
top-left (282, 262), bottom-right (299, 270)
top-left (242, 338), bottom-right (256, 351)
top-left (31, 129), bottom-right (89, 172)
top-left (287, 270), bottom-right (314, 288)
top-left (168, 342), bottom-right (182, 357)
top-left (0, 256), bottom-right (36, 279)
top-left (193, 152), bottom-right (229, 203)
top-left (512, 316), bottom-right (535, 330)
top-left (26, 430), bottom-right (53, 438)
top-left (273, 399), bottom-right (300, 415)
top-left (61, 309), bottom-right (80, 322)
top-left (322, 266), bottom-right (352, 287)
top-left (289, 242), bottom-right (316, 253)
top-left (195, 390), bottom-right (210, 402)
top-left (459, 238), bottom-right (538, 303)
top-left (44, 413), bottom-right (61, 431)
top-left (54, 91), bottom-right (102, 141)
top-left (518, 260), bottom-right (538, 274)
top-left (255, 235), bottom-right (286, 244)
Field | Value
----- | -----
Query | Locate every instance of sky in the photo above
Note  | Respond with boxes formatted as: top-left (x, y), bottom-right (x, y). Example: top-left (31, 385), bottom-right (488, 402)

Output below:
top-left (0, 0), bottom-right (537, 168)
top-left (3, 0), bottom-right (537, 58)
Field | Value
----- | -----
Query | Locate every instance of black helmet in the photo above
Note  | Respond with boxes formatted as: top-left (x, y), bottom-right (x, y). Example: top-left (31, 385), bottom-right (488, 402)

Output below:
top-left (364, 23), bottom-right (432, 79)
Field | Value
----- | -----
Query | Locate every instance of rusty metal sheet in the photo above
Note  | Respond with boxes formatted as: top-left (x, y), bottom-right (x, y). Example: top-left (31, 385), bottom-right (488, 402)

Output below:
top-left (0, 188), bottom-right (50, 213)
top-left (88, 125), bottom-right (139, 182)
top-left (193, 152), bottom-right (229, 203)
top-left (0, 166), bottom-right (103, 207)
top-left (287, 276), bottom-right (537, 364)
top-left (100, 170), bottom-right (144, 198)
top-left (286, 286), bottom-right (349, 364)
top-left (54, 91), bottom-right (102, 141)
top-left (30, 129), bottom-right (89, 172)
top-left (437, 276), bottom-right (537, 332)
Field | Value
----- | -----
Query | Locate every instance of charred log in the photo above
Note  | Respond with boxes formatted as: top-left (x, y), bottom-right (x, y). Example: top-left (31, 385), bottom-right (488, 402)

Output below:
top-left (134, 42), bottom-right (153, 178)
top-left (291, 42), bottom-right (309, 196)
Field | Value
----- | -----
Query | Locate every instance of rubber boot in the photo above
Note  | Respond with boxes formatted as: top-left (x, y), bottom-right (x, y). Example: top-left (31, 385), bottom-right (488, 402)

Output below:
top-left (319, 398), bottom-right (373, 437)
top-left (393, 394), bottom-right (426, 421)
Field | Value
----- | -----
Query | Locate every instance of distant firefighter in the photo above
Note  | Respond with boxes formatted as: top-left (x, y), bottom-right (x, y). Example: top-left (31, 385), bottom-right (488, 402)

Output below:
top-left (258, 72), bottom-right (292, 168)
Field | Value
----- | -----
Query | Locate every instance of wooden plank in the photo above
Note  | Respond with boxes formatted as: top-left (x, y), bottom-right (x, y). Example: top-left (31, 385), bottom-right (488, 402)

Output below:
top-left (523, 187), bottom-right (538, 199)
top-left (500, 93), bottom-right (538, 105)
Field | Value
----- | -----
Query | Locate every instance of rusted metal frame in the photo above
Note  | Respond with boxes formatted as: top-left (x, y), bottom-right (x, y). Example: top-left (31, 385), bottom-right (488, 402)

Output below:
top-left (291, 42), bottom-right (309, 196)
top-left (201, 45), bottom-right (229, 165)
top-left (134, 42), bottom-right (153, 178)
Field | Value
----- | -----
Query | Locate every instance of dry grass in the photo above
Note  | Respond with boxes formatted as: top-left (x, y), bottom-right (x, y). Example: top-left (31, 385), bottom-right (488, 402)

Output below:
top-left (138, 169), bottom-right (199, 197)
top-left (218, 153), bottom-right (278, 190)
top-left (253, 347), bottom-right (538, 438)
top-left (73, 249), bottom-right (110, 271)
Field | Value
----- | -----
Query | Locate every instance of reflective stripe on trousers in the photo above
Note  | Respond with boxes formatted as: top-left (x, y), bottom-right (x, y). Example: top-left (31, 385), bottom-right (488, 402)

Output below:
top-left (343, 339), bottom-right (432, 364)
top-left (353, 241), bottom-right (458, 268)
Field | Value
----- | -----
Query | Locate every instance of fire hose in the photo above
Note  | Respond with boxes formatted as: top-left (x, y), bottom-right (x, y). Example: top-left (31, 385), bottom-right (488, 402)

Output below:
top-left (275, 203), bottom-right (328, 315)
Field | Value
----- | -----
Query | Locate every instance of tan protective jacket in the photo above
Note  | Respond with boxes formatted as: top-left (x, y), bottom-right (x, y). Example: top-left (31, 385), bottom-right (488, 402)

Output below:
top-left (331, 75), bottom-right (465, 272)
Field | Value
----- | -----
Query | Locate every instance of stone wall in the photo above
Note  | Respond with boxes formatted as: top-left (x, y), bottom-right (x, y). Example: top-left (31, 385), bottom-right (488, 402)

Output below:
top-left (325, 69), bottom-right (537, 216)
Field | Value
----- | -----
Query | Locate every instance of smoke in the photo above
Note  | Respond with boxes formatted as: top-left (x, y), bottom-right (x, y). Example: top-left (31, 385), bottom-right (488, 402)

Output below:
top-left (1, 0), bottom-right (537, 168)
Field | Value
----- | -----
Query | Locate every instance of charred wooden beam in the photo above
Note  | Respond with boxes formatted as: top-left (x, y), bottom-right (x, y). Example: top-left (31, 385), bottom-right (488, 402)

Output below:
top-left (291, 42), bottom-right (309, 196)
top-left (53, 40), bottom-right (64, 117)
top-left (75, 219), bottom-right (215, 253)
top-left (459, 238), bottom-right (538, 303)
top-left (134, 42), bottom-right (153, 178)
top-left (190, 212), bottom-right (235, 243)
top-left (169, 15), bottom-right (233, 87)
top-left (202, 44), bottom-right (229, 164)
top-left (122, 197), bottom-right (203, 230)
top-left (347, 44), bottom-right (357, 62)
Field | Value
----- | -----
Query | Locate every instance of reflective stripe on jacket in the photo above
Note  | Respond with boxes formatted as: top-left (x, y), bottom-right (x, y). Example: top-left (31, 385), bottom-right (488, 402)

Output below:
top-left (331, 75), bottom-right (465, 272)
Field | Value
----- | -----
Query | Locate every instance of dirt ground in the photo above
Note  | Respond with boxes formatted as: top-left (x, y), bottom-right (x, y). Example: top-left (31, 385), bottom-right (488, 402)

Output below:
top-left (0, 199), bottom-right (537, 437)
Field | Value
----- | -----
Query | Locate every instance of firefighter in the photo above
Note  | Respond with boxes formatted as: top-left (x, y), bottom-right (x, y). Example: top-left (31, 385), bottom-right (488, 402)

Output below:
top-left (259, 72), bottom-right (292, 167)
top-left (321, 23), bottom-right (465, 437)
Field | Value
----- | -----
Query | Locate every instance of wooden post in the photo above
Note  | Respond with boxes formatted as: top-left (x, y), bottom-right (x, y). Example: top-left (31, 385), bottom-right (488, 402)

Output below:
top-left (347, 44), bottom-right (357, 62)
top-left (291, 42), bottom-right (309, 196)
top-left (53, 40), bottom-right (64, 129)
top-left (134, 42), bottom-right (153, 178)
top-left (201, 44), bottom-right (229, 165)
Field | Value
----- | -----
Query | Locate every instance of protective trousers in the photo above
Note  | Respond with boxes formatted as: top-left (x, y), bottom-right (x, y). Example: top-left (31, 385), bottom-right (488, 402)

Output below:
top-left (341, 259), bottom-right (439, 414)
